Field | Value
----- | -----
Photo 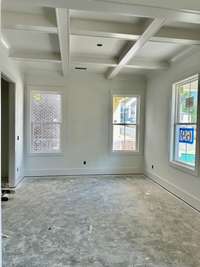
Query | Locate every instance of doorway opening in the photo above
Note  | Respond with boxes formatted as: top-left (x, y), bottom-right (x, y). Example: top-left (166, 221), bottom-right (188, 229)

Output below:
top-left (1, 73), bottom-right (16, 189)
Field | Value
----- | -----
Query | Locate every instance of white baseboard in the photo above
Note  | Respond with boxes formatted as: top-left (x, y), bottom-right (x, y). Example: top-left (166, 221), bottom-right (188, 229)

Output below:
top-left (145, 170), bottom-right (200, 212)
top-left (25, 167), bottom-right (143, 177)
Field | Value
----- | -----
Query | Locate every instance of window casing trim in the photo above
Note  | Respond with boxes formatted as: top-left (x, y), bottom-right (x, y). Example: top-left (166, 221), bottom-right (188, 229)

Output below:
top-left (169, 74), bottom-right (200, 176)
top-left (28, 88), bottom-right (64, 156)
top-left (111, 94), bottom-right (141, 154)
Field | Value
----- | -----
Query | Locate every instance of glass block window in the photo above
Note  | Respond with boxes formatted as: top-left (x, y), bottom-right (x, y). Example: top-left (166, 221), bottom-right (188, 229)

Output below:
top-left (171, 75), bottom-right (199, 169)
top-left (112, 96), bottom-right (139, 151)
top-left (30, 91), bottom-right (62, 153)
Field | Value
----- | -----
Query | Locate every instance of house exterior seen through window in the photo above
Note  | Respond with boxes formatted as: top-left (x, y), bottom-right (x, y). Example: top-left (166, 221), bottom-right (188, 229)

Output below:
top-left (171, 75), bottom-right (199, 171)
top-left (30, 91), bottom-right (62, 153)
top-left (112, 96), bottom-right (139, 152)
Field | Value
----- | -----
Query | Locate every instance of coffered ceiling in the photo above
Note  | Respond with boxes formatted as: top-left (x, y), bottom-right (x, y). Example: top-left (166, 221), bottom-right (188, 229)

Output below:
top-left (2, 0), bottom-right (200, 78)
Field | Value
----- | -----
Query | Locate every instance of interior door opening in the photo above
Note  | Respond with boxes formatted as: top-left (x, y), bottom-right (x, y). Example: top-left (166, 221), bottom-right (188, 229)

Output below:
top-left (1, 74), bottom-right (16, 189)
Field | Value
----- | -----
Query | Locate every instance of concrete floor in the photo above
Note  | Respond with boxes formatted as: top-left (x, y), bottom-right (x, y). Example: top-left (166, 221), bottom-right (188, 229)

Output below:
top-left (2, 175), bottom-right (200, 267)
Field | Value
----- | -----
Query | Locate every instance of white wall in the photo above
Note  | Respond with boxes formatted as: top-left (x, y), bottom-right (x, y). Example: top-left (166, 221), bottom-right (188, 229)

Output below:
top-left (145, 49), bottom-right (200, 211)
top-left (0, 43), bottom-right (24, 186)
top-left (24, 71), bottom-right (146, 176)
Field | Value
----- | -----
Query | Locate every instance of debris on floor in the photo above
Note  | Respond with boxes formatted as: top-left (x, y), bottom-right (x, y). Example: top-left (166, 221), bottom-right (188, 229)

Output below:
top-left (2, 234), bottom-right (9, 239)
top-left (88, 224), bottom-right (93, 234)
top-left (1, 194), bottom-right (9, 201)
top-left (1, 188), bottom-right (15, 201)
top-left (2, 175), bottom-right (200, 267)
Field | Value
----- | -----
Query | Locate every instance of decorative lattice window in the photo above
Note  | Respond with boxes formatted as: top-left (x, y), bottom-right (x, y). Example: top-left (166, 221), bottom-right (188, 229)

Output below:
top-left (30, 91), bottom-right (62, 153)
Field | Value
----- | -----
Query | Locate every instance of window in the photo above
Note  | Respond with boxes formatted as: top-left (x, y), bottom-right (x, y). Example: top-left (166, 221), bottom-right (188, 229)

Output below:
top-left (30, 91), bottom-right (62, 153)
top-left (171, 75), bottom-right (199, 171)
top-left (112, 95), bottom-right (139, 152)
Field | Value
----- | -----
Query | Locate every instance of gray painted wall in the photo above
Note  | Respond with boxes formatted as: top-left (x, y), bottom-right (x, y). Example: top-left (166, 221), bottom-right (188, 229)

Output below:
top-left (24, 72), bottom-right (146, 176)
top-left (145, 49), bottom-right (200, 211)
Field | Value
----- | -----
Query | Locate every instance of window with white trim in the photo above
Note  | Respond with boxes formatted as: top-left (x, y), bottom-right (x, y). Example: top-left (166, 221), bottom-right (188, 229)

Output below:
top-left (112, 95), bottom-right (139, 152)
top-left (170, 74), bottom-right (199, 171)
top-left (30, 91), bottom-right (62, 153)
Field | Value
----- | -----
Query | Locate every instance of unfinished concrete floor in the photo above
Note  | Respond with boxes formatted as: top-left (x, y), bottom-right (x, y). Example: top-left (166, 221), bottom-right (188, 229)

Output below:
top-left (2, 175), bottom-right (200, 267)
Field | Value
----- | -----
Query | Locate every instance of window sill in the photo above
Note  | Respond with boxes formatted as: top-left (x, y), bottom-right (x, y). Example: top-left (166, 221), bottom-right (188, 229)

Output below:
top-left (27, 152), bottom-right (64, 157)
top-left (111, 150), bottom-right (141, 156)
top-left (169, 160), bottom-right (198, 176)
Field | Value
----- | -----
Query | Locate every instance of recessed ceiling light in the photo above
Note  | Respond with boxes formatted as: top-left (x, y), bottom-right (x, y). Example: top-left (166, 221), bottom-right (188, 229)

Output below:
top-left (75, 67), bottom-right (87, 71)
top-left (97, 43), bottom-right (103, 47)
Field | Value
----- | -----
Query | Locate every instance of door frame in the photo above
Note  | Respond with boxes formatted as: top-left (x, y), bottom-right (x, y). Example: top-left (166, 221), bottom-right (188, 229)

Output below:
top-left (1, 72), bottom-right (16, 187)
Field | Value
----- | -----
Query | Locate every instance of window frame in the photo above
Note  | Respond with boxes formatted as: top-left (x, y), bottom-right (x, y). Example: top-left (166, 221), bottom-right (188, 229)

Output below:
top-left (170, 74), bottom-right (200, 176)
top-left (111, 94), bottom-right (140, 154)
top-left (28, 88), bottom-right (63, 156)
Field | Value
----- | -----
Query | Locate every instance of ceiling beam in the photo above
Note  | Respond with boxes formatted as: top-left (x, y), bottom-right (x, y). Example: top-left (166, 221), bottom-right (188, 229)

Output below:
top-left (72, 55), bottom-right (169, 70)
top-left (2, 11), bottom-right (57, 34)
top-left (9, 51), bottom-right (61, 63)
top-left (72, 55), bottom-right (117, 68)
top-left (4, 0), bottom-right (200, 12)
top-left (170, 45), bottom-right (200, 63)
top-left (4, 0), bottom-right (200, 24)
top-left (127, 58), bottom-right (169, 70)
top-left (155, 27), bottom-right (200, 45)
top-left (10, 51), bottom-right (169, 70)
top-left (3, 12), bottom-right (200, 45)
top-left (71, 18), bottom-right (142, 41)
top-left (71, 19), bottom-right (200, 45)
top-left (107, 18), bottom-right (166, 79)
top-left (56, 8), bottom-right (70, 76)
